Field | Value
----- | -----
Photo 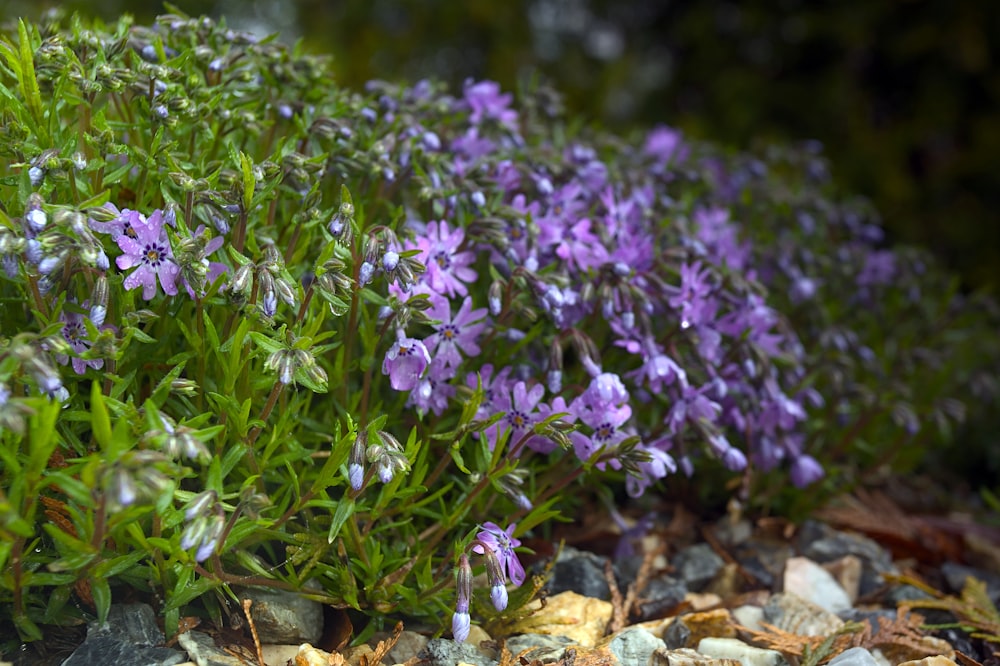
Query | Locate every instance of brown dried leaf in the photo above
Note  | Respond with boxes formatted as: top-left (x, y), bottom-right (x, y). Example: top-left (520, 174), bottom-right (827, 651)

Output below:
top-left (897, 574), bottom-right (1000, 648)
top-left (361, 621), bottom-right (403, 666)
top-left (739, 608), bottom-right (933, 663)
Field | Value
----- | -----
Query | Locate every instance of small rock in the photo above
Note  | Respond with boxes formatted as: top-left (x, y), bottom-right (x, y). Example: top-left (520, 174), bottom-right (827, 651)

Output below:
top-left (836, 608), bottom-right (897, 634)
top-left (763, 592), bottom-right (844, 636)
top-left (940, 562), bottom-right (1000, 605)
top-left (343, 644), bottom-right (380, 666)
top-left (420, 637), bottom-right (498, 666)
top-left (673, 544), bottom-right (725, 592)
top-left (60, 603), bottom-right (188, 666)
top-left (635, 576), bottom-right (688, 622)
top-left (705, 563), bottom-right (742, 598)
top-left (382, 630), bottom-right (429, 665)
top-left (713, 516), bottom-right (753, 546)
top-left (239, 587), bottom-right (324, 644)
top-left (606, 628), bottom-right (666, 666)
top-left (678, 610), bottom-right (737, 646)
top-left (822, 555), bottom-right (862, 604)
top-left (652, 647), bottom-right (741, 666)
top-left (897, 657), bottom-right (959, 666)
top-left (797, 521), bottom-right (896, 597)
top-left (783, 557), bottom-right (852, 614)
top-left (697, 637), bottom-right (783, 666)
top-left (505, 634), bottom-right (576, 663)
top-left (883, 583), bottom-right (934, 605)
top-left (662, 617), bottom-right (692, 650)
top-left (827, 646), bottom-right (879, 666)
top-left (797, 521), bottom-right (894, 572)
top-left (177, 631), bottom-right (244, 666)
top-left (731, 605), bottom-right (765, 631)
top-left (261, 645), bottom-right (300, 665)
top-left (547, 547), bottom-right (612, 600)
top-left (507, 591), bottom-right (613, 648)
top-left (683, 592), bottom-right (722, 611)
top-left (734, 539), bottom-right (792, 589)
top-left (294, 643), bottom-right (330, 666)
top-left (466, 625), bottom-right (492, 646)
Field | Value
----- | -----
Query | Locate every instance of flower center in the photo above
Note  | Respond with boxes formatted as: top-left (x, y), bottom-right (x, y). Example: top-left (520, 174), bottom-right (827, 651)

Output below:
top-left (143, 243), bottom-right (166, 267)
top-left (63, 322), bottom-right (84, 343)
top-left (507, 409), bottom-right (528, 429)
top-left (594, 421), bottom-right (615, 442)
top-left (433, 251), bottom-right (451, 269)
top-left (440, 324), bottom-right (457, 340)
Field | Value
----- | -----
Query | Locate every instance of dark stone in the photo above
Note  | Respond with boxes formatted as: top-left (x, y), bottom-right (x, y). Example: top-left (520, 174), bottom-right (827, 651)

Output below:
top-left (734, 539), bottom-right (792, 590)
top-left (60, 603), bottom-right (187, 666)
top-left (420, 638), bottom-right (499, 666)
top-left (662, 616), bottom-right (691, 650)
top-left (60, 635), bottom-right (187, 666)
top-left (934, 627), bottom-right (978, 660)
top-left (941, 562), bottom-right (1000, 605)
top-left (797, 520), bottom-right (895, 573)
top-left (237, 585), bottom-right (324, 644)
top-left (672, 543), bottom-right (724, 592)
top-left (634, 575), bottom-right (687, 622)
top-left (797, 520), bottom-right (896, 598)
top-left (546, 547), bottom-right (612, 600)
top-left (837, 608), bottom-right (897, 634)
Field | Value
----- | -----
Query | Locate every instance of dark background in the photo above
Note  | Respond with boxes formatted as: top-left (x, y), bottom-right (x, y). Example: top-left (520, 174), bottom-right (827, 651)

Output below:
top-left (6, 0), bottom-right (1000, 293)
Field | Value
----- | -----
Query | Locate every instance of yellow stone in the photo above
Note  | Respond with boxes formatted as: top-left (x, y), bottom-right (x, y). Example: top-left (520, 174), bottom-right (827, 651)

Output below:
top-left (897, 656), bottom-right (959, 666)
top-left (507, 590), bottom-right (614, 647)
top-left (680, 609), bottom-right (737, 646)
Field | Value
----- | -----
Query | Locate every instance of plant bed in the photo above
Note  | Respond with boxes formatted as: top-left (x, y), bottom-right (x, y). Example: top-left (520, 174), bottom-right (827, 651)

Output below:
top-left (0, 9), bottom-right (997, 663)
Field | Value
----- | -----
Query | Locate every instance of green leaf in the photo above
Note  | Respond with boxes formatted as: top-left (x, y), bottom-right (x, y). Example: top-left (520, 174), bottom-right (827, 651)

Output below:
top-left (17, 20), bottom-right (44, 135)
top-left (90, 381), bottom-right (112, 451)
top-left (91, 577), bottom-right (112, 624)
top-left (240, 151), bottom-right (255, 210)
top-left (163, 574), bottom-right (221, 612)
top-left (327, 497), bottom-right (354, 544)
top-left (92, 551), bottom-right (147, 579)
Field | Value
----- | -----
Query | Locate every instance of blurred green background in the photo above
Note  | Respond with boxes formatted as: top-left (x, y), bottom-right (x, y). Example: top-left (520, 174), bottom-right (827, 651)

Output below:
top-left (5, 0), bottom-right (999, 293)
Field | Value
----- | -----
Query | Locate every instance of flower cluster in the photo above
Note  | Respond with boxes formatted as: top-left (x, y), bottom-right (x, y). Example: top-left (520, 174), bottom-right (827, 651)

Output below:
top-left (0, 12), bottom-right (996, 651)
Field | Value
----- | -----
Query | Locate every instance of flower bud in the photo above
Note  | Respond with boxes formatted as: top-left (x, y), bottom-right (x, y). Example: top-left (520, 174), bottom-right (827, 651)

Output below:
top-left (452, 553), bottom-right (472, 642)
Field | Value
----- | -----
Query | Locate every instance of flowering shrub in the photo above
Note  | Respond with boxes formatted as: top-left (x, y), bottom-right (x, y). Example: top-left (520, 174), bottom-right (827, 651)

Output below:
top-left (0, 11), bottom-right (997, 649)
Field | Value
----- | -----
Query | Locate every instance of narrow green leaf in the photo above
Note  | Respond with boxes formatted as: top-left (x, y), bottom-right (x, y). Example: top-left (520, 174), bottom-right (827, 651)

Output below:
top-left (90, 381), bottom-right (112, 451)
top-left (91, 577), bottom-right (112, 624)
top-left (17, 20), bottom-right (44, 134)
top-left (327, 497), bottom-right (354, 544)
top-left (240, 151), bottom-right (255, 210)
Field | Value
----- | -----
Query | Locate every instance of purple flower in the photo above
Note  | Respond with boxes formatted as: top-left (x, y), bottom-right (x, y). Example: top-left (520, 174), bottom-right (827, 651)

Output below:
top-left (57, 305), bottom-right (108, 375)
top-left (668, 262), bottom-right (716, 330)
top-left (626, 444), bottom-right (677, 498)
top-left (473, 522), bottom-right (525, 587)
top-left (407, 358), bottom-right (457, 416)
top-left (464, 80), bottom-right (519, 131)
top-left (643, 124), bottom-right (688, 167)
top-left (382, 332), bottom-right (431, 391)
top-left (412, 220), bottom-right (477, 297)
top-left (89, 204), bottom-right (145, 241)
top-left (425, 295), bottom-right (488, 370)
top-left (790, 455), bottom-right (824, 488)
top-left (116, 209), bottom-right (180, 300)
top-left (486, 380), bottom-right (546, 453)
top-left (857, 249), bottom-right (896, 287)
top-left (666, 384), bottom-right (722, 435)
